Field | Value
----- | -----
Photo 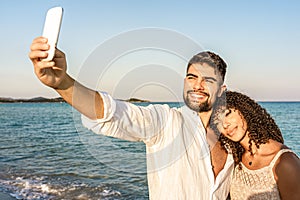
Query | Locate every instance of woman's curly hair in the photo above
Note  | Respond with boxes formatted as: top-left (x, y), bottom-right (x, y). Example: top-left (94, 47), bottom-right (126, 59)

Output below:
top-left (211, 91), bottom-right (284, 168)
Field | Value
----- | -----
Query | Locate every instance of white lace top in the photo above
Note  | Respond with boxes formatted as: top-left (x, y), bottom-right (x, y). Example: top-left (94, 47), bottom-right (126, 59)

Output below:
top-left (230, 149), bottom-right (293, 200)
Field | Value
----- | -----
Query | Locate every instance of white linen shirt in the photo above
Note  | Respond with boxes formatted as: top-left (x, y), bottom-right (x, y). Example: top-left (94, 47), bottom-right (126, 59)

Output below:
top-left (82, 92), bottom-right (234, 200)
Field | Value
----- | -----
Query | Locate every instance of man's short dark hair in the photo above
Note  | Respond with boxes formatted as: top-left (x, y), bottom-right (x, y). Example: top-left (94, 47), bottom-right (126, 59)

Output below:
top-left (187, 51), bottom-right (227, 83)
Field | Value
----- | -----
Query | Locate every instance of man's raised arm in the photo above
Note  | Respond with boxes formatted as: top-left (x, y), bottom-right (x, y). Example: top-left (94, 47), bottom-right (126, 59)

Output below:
top-left (29, 36), bottom-right (104, 120)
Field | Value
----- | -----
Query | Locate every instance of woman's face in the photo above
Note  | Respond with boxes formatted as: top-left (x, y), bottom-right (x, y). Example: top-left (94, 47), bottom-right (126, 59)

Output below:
top-left (215, 108), bottom-right (248, 142)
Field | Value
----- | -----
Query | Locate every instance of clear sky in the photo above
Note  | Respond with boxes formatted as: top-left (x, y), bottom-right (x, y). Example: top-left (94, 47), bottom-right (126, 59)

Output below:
top-left (1, 0), bottom-right (300, 101)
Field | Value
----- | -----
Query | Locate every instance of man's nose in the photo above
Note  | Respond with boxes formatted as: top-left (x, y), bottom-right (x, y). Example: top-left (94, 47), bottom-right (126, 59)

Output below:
top-left (193, 78), bottom-right (205, 90)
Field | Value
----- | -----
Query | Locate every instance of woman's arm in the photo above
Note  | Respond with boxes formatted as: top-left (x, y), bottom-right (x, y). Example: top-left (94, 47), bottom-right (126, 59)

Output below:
top-left (274, 152), bottom-right (300, 200)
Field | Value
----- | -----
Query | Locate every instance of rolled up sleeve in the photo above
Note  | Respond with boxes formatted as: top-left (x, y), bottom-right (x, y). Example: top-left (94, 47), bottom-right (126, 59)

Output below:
top-left (81, 91), bottom-right (171, 143)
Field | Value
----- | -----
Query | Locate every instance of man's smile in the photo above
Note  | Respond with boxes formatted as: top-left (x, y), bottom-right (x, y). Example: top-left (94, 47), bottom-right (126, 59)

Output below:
top-left (188, 90), bottom-right (209, 102)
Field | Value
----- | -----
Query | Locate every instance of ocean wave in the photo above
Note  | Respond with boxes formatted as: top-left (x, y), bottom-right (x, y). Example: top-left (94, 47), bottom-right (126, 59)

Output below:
top-left (0, 175), bottom-right (123, 200)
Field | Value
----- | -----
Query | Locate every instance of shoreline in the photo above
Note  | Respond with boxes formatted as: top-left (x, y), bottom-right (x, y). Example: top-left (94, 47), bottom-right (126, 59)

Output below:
top-left (0, 97), bottom-right (150, 103)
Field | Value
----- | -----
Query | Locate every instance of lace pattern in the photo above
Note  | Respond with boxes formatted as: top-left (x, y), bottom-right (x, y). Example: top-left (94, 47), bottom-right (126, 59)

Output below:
top-left (230, 149), bottom-right (293, 200)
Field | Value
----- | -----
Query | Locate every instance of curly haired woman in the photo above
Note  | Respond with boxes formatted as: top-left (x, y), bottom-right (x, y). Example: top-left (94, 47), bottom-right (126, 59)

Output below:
top-left (211, 91), bottom-right (300, 200)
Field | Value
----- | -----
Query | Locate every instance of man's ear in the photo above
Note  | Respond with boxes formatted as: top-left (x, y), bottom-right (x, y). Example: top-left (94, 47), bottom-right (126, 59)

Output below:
top-left (218, 85), bottom-right (227, 97)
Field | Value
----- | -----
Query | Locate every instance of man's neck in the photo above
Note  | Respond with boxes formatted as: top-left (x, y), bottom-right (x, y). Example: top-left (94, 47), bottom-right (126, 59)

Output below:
top-left (198, 110), bottom-right (213, 128)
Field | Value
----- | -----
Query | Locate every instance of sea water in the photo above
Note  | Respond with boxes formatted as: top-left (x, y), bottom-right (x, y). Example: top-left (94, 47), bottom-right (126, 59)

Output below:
top-left (0, 102), bottom-right (299, 199)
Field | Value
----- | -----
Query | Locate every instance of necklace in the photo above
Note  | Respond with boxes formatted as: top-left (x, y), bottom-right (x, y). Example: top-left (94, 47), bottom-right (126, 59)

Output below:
top-left (248, 148), bottom-right (258, 166)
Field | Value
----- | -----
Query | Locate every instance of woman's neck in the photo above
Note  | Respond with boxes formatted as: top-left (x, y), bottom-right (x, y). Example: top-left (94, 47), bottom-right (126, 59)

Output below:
top-left (239, 131), bottom-right (251, 149)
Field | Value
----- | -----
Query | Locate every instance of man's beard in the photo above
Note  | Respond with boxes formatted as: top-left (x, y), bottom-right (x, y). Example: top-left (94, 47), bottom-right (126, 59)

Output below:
top-left (183, 91), bottom-right (212, 112)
